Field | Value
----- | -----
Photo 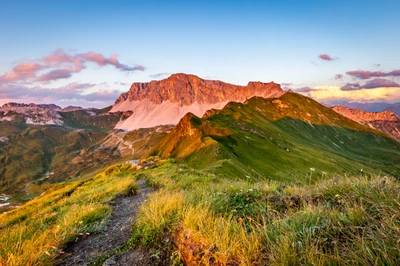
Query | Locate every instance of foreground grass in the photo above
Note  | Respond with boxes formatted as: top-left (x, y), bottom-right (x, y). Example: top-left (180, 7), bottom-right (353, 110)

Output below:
top-left (131, 161), bottom-right (400, 265)
top-left (1, 159), bottom-right (399, 265)
top-left (0, 164), bottom-right (137, 266)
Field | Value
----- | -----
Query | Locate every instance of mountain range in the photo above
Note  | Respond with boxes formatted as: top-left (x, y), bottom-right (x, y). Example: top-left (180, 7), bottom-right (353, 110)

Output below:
top-left (0, 73), bottom-right (399, 201)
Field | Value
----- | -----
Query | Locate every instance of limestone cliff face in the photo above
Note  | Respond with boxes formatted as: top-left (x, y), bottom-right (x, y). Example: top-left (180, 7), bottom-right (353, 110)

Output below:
top-left (332, 106), bottom-right (400, 141)
top-left (114, 73), bottom-right (284, 106)
top-left (112, 73), bottom-right (284, 130)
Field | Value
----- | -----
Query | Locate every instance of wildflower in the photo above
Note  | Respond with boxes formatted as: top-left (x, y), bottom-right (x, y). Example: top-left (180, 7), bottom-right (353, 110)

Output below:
top-left (310, 168), bottom-right (315, 171)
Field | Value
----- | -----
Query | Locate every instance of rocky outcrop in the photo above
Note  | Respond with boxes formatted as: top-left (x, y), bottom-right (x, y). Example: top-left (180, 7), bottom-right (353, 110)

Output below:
top-left (111, 73), bottom-right (284, 130)
top-left (332, 106), bottom-right (400, 141)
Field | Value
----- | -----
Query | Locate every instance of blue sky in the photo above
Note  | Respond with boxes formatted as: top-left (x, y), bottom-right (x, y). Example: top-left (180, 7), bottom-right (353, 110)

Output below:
top-left (1, 0), bottom-right (400, 107)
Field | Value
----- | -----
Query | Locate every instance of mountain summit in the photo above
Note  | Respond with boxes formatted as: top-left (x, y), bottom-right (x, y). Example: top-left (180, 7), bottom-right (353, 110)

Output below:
top-left (111, 73), bottom-right (284, 130)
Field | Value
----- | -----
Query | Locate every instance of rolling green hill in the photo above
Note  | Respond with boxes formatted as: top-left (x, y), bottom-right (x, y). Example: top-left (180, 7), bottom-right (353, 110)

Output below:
top-left (148, 92), bottom-right (400, 180)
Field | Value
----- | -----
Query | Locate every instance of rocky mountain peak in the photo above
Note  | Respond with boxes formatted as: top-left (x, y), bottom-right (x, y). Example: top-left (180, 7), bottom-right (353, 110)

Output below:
top-left (111, 73), bottom-right (284, 130)
top-left (114, 73), bottom-right (284, 107)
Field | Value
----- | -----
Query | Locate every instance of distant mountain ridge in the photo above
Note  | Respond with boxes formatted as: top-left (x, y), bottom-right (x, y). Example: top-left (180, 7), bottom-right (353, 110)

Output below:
top-left (332, 106), bottom-right (400, 141)
top-left (0, 102), bottom-right (129, 126)
top-left (111, 73), bottom-right (284, 130)
top-left (0, 102), bottom-right (64, 125)
top-left (325, 101), bottom-right (400, 116)
top-left (1, 102), bottom-right (62, 110)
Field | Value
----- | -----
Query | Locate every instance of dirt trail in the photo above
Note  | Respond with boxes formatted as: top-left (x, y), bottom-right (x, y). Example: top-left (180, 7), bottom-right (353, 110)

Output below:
top-left (57, 179), bottom-right (152, 266)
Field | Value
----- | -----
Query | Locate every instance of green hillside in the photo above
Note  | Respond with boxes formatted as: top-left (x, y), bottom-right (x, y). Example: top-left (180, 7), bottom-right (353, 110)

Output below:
top-left (0, 110), bottom-right (163, 199)
top-left (148, 92), bottom-right (400, 180)
top-left (0, 123), bottom-right (106, 195)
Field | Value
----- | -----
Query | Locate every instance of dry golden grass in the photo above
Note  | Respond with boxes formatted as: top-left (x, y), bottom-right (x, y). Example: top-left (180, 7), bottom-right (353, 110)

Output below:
top-left (0, 164), bottom-right (137, 266)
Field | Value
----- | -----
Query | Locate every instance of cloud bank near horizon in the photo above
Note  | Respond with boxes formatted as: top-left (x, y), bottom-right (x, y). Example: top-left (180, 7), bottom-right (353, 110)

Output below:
top-left (0, 82), bottom-right (122, 108)
top-left (294, 84), bottom-right (400, 104)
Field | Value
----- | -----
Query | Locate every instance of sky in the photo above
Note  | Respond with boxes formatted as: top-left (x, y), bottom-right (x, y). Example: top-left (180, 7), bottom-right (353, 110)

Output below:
top-left (0, 0), bottom-right (400, 108)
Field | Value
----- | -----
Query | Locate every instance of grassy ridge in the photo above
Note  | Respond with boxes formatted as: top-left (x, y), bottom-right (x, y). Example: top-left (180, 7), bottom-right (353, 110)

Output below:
top-left (148, 93), bottom-right (400, 179)
top-left (131, 161), bottom-right (400, 265)
top-left (0, 164), bottom-right (137, 266)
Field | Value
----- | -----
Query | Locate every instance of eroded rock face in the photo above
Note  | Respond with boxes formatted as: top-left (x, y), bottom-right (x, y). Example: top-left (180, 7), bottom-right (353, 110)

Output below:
top-left (332, 106), bottom-right (400, 141)
top-left (115, 73), bottom-right (283, 106)
top-left (112, 73), bottom-right (284, 130)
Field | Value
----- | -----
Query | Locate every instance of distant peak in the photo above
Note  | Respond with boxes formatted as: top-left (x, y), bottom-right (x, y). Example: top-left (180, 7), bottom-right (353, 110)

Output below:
top-left (116, 73), bottom-right (283, 107)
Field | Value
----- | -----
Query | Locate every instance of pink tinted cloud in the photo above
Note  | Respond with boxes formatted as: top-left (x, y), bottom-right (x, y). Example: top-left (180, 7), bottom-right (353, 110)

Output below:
top-left (79, 52), bottom-right (108, 66)
top-left (0, 49), bottom-right (145, 83)
top-left (36, 69), bottom-right (74, 82)
top-left (340, 78), bottom-right (400, 91)
top-left (346, 69), bottom-right (400, 79)
top-left (334, 74), bottom-right (343, 80)
top-left (0, 63), bottom-right (43, 82)
top-left (319, 54), bottom-right (336, 61)
top-left (42, 49), bottom-right (74, 65)
top-left (341, 83), bottom-right (361, 91)
top-left (79, 52), bottom-right (144, 71)
top-left (361, 78), bottom-right (400, 89)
